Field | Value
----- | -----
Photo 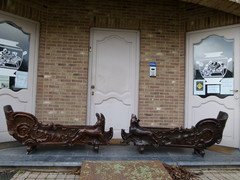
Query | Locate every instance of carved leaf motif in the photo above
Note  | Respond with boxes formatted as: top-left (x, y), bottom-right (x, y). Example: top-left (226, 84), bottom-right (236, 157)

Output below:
top-left (4, 105), bottom-right (113, 154)
top-left (121, 113), bottom-right (228, 156)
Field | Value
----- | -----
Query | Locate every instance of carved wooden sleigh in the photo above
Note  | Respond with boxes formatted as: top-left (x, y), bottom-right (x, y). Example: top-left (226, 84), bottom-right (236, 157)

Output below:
top-left (121, 112), bottom-right (228, 156)
top-left (4, 105), bottom-right (113, 154)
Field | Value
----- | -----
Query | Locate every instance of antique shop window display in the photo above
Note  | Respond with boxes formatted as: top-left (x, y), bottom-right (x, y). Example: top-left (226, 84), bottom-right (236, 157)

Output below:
top-left (193, 35), bottom-right (234, 98)
top-left (0, 22), bottom-right (29, 91)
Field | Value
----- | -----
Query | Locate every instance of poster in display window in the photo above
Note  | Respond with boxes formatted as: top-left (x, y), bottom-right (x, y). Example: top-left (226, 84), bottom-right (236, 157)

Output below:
top-left (0, 21), bottom-right (29, 91)
top-left (193, 35), bottom-right (234, 97)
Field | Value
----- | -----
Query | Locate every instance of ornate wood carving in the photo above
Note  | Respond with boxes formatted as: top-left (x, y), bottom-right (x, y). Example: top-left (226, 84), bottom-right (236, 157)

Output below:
top-left (121, 112), bottom-right (228, 156)
top-left (4, 105), bottom-right (113, 154)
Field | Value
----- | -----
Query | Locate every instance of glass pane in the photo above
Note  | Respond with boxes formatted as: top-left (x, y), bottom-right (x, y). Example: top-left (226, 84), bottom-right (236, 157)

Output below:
top-left (0, 22), bottom-right (30, 91)
top-left (193, 35), bottom-right (234, 98)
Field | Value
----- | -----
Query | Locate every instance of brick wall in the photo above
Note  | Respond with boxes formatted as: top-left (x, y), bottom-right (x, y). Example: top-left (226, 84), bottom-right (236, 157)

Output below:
top-left (1, 0), bottom-right (240, 128)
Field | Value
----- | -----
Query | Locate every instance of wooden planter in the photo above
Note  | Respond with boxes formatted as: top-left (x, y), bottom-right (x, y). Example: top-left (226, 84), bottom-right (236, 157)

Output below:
top-left (4, 105), bottom-right (113, 154)
top-left (121, 112), bottom-right (228, 156)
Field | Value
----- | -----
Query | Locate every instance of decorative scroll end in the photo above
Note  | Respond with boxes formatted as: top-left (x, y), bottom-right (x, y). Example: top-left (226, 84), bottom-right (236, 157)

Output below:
top-left (4, 105), bottom-right (113, 153)
top-left (122, 111), bottom-right (228, 156)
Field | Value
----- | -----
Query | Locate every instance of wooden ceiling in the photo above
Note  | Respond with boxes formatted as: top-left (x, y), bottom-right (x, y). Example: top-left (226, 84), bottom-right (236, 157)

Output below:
top-left (180, 0), bottom-right (240, 16)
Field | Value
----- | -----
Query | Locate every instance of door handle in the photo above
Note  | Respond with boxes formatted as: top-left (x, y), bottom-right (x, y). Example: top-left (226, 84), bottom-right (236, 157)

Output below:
top-left (230, 90), bottom-right (238, 92)
top-left (91, 85), bottom-right (95, 89)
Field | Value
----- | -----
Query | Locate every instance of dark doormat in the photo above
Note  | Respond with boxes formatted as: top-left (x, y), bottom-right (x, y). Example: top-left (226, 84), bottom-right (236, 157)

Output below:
top-left (0, 170), bottom-right (16, 180)
top-left (109, 139), bottom-right (128, 145)
top-left (207, 145), bottom-right (237, 154)
top-left (80, 160), bottom-right (173, 180)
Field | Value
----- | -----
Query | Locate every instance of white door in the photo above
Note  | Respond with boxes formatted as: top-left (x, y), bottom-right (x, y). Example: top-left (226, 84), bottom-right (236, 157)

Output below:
top-left (88, 28), bottom-right (139, 138)
top-left (0, 11), bottom-right (39, 142)
top-left (185, 25), bottom-right (240, 148)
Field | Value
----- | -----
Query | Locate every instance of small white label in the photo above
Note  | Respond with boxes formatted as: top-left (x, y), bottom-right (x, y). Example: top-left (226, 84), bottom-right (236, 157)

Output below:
top-left (150, 67), bottom-right (156, 77)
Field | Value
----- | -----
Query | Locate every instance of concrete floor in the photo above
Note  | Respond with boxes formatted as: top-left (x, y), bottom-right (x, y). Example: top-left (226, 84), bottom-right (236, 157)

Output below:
top-left (0, 142), bottom-right (240, 167)
top-left (1, 142), bottom-right (240, 179)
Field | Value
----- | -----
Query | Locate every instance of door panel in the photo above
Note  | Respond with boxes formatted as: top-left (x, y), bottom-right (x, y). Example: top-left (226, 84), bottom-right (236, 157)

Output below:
top-left (88, 29), bottom-right (139, 138)
top-left (0, 91), bottom-right (28, 141)
top-left (0, 11), bottom-right (39, 142)
top-left (185, 26), bottom-right (240, 148)
top-left (192, 99), bottom-right (235, 147)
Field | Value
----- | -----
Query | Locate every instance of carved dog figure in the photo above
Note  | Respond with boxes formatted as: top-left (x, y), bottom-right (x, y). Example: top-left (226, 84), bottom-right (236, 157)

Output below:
top-left (121, 112), bottom-right (228, 156)
top-left (4, 105), bottom-right (113, 154)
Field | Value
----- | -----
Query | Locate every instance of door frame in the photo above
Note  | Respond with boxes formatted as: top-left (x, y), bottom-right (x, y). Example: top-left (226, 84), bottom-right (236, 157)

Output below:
top-left (185, 24), bottom-right (240, 148)
top-left (0, 10), bottom-right (39, 142)
top-left (87, 28), bottom-right (140, 126)
top-left (0, 10), bottom-right (39, 114)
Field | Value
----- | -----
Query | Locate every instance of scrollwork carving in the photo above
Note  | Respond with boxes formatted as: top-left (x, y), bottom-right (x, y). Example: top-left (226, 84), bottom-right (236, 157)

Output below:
top-left (121, 112), bottom-right (228, 156)
top-left (4, 105), bottom-right (113, 154)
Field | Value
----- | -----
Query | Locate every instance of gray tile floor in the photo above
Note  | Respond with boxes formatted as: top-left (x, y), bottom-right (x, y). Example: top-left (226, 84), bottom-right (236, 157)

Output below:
top-left (0, 142), bottom-right (240, 167)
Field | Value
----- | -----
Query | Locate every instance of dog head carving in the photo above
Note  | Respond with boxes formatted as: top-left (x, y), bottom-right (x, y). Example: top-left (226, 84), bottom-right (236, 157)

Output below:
top-left (130, 114), bottom-right (140, 127)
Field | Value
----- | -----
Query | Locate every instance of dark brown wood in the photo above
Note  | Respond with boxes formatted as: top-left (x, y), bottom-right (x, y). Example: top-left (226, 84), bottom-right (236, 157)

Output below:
top-left (121, 112), bottom-right (228, 156)
top-left (4, 105), bottom-right (113, 154)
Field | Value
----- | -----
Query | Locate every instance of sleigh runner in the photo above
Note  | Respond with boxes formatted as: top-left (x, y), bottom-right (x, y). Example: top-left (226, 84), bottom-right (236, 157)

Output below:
top-left (121, 112), bottom-right (228, 156)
